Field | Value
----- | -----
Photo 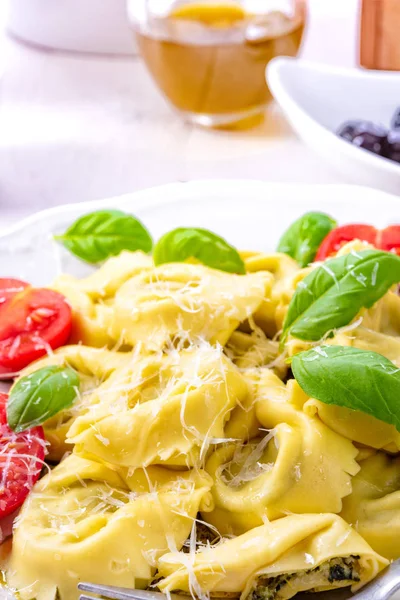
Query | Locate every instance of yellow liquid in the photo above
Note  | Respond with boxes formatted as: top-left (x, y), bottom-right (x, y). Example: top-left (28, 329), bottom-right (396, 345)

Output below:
top-left (171, 2), bottom-right (247, 25)
top-left (136, 2), bottom-right (305, 123)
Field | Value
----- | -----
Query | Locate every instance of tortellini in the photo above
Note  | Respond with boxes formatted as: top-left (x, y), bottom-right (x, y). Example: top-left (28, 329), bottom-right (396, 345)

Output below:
top-left (304, 397), bottom-right (400, 453)
top-left (109, 263), bottom-right (272, 349)
top-left (362, 287), bottom-right (400, 337)
top-left (341, 452), bottom-right (400, 559)
top-left (19, 345), bottom-right (133, 461)
top-left (226, 330), bottom-right (286, 374)
top-left (283, 239), bottom-right (400, 358)
top-left (242, 252), bottom-right (301, 336)
top-left (52, 251), bottom-right (153, 347)
top-left (328, 326), bottom-right (400, 367)
top-left (7, 454), bottom-right (213, 600)
top-left (157, 513), bottom-right (388, 599)
top-left (223, 331), bottom-right (287, 443)
top-left (6, 244), bottom-right (400, 600)
top-left (203, 370), bottom-right (359, 535)
top-left (68, 343), bottom-right (249, 468)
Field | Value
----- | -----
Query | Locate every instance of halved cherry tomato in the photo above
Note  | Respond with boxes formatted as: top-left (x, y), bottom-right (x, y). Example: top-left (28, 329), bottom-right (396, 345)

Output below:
top-left (315, 224), bottom-right (377, 261)
top-left (316, 224), bottom-right (400, 261)
top-left (0, 278), bottom-right (29, 305)
top-left (0, 284), bottom-right (72, 376)
top-left (378, 226), bottom-right (400, 254)
top-left (0, 393), bottom-right (45, 518)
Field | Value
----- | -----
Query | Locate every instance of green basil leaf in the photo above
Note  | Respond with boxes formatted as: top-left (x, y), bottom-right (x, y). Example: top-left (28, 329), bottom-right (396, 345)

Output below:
top-left (277, 212), bottom-right (337, 267)
top-left (153, 227), bottom-right (246, 274)
top-left (292, 345), bottom-right (400, 431)
top-left (282, 249), bottom-right (400, 344)
top-left (7, 366), bottom-right (80, 433)
top-left (54, 210), bottom-right (153, 264)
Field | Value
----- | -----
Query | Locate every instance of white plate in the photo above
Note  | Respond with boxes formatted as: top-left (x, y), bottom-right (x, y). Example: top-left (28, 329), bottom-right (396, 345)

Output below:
top-left (267, 57), bottom-right (400, 195)
top-left (1, 180), bottom-right (400, 286)
top-left (1, 179), bottom-right (400, 600)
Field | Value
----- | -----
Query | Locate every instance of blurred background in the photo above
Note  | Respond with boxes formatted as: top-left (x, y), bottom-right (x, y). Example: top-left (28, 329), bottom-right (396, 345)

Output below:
top-left (0, 0), bottom-right (398, 229)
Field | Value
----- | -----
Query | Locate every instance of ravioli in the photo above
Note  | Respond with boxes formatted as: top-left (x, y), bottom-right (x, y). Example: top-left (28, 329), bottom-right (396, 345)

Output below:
top-left (157, 513), bottom-right (388, 599)
top-left (67, 343), bottom-right (249, 468)
top-left (7, 454), bottom-right (213, 600)
top-left (203, 370), bottom-right (359, 535)
top-left (340, 451), bottom-right (400, 559)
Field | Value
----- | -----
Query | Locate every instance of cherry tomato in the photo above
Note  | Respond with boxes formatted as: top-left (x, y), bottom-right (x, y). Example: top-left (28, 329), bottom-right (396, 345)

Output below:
top-left (0, 285), bottom-right (72, 376)
top-left (0, 393), bottom-right (45, 518)
top-left (0, 279), bottom-right (29, 305)
top-left (378, 226), bottom-right (400, 255)
top-left (315, 224), bottom-right (377, 261)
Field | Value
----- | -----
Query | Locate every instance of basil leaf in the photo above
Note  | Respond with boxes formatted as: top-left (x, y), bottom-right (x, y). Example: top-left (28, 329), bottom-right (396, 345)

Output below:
top-left (7, 366), bottom-right (80, 433)
top-left (277, 212), bottom-right (337, 267)
top-left (55, 210), bottom-right (153, 264)
top-left (282, 249), bottom-right (400, 344)
top-left (292, 345), bottom-right (400, 431)
top-left (153, 228), bottom-right (246, 274)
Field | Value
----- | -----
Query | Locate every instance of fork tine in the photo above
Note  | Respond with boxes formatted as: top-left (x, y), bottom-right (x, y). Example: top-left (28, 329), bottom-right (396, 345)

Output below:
top-left (78, 583), bottom-right (146, 600)
top-left (78, 583), bottom-right (177, 600)
top-left (78, 587), bottom-right (135, 600)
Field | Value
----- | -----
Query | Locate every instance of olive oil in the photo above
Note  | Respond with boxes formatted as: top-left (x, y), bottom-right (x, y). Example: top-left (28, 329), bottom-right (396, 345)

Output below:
top-left (135, 2), bottom-right (305, 126)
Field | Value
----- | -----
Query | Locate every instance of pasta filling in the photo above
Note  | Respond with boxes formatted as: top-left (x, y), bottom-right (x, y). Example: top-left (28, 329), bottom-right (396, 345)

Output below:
top-left (181, 521), bottom-right (222, 553)
top-left (160, 556), bottom-right (362, 600)
top-left (248, 556), bottom-right (361, 600)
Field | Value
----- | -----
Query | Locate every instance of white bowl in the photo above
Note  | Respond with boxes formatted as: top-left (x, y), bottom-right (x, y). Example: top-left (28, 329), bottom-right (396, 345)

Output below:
top-left (6, 0), bottom-right (137, 55)
top-left (267, 57), bottom-right (400, 195)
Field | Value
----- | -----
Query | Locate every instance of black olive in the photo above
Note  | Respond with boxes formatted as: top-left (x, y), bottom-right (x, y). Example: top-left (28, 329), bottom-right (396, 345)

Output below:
top-left (391, 107), bottom-right (400, 130)
top-left (337, 120), bottom-right (387, 156)
top-left (384, 129), bottom-right (400, 163)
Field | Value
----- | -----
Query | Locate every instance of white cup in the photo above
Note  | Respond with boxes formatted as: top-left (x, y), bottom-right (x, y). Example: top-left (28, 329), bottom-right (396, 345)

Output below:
top-left (6, 0), bottom-right (137, 55)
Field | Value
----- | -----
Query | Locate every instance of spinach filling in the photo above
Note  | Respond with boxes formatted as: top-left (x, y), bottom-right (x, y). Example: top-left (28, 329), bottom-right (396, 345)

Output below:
top-left (182, 521), bottom-right (221, 553)
top-left (247, 556), bottom-right (361, 600)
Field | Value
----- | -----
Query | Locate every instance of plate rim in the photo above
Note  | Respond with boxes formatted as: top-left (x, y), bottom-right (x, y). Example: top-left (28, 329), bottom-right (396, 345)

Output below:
top-left (1, 179), bottom-right (400, 241)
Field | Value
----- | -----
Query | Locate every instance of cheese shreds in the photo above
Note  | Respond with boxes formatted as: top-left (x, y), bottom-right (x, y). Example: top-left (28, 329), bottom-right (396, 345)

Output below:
top-left (219, 430), bottom-right (276, 488)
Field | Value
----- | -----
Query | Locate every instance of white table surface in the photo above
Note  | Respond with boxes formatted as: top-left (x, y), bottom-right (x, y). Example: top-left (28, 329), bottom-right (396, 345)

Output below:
top-left (0, 1), bottom-right (359, 231)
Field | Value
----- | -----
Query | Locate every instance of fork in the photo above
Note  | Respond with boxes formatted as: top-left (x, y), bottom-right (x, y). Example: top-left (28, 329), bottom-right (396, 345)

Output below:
top-left (78, 584), bottom-right (183, 600)
top-left (78, 560), bottom-right (400, 600)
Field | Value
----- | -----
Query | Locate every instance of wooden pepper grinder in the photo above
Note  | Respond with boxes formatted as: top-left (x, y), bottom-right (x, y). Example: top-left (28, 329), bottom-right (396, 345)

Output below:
top-left (360, 0), bottom-right (400, 70)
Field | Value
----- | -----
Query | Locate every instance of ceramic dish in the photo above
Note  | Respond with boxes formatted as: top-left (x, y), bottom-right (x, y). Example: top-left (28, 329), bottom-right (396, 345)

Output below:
top-left (1, 179), bottom-right (400, 285)
top-left (1, 179), bottom-right (400, 600)
top-left (1, 180), bottom-right (399, 286)
top-left (267, 57), bottom-right (400, 195)
top-left (6, 0), bottom-right (137, 55)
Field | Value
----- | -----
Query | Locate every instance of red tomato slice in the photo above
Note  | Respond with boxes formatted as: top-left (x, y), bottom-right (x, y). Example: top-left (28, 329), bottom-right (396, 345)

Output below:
top-left (378, 225), bottom-right (400, 255)
top-left (0, 287), bottom-right (72, 376)
top-left (315, 224), bottom-right (378, 261)
top-left (0, 393), bottom-right (45, 518)
top-left (0, 279), bottom-right (29, 306)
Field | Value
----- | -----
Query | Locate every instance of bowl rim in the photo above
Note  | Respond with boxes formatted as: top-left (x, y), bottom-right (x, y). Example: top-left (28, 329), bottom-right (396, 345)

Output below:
top-left (267, 57), bottom-right (400, 176)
